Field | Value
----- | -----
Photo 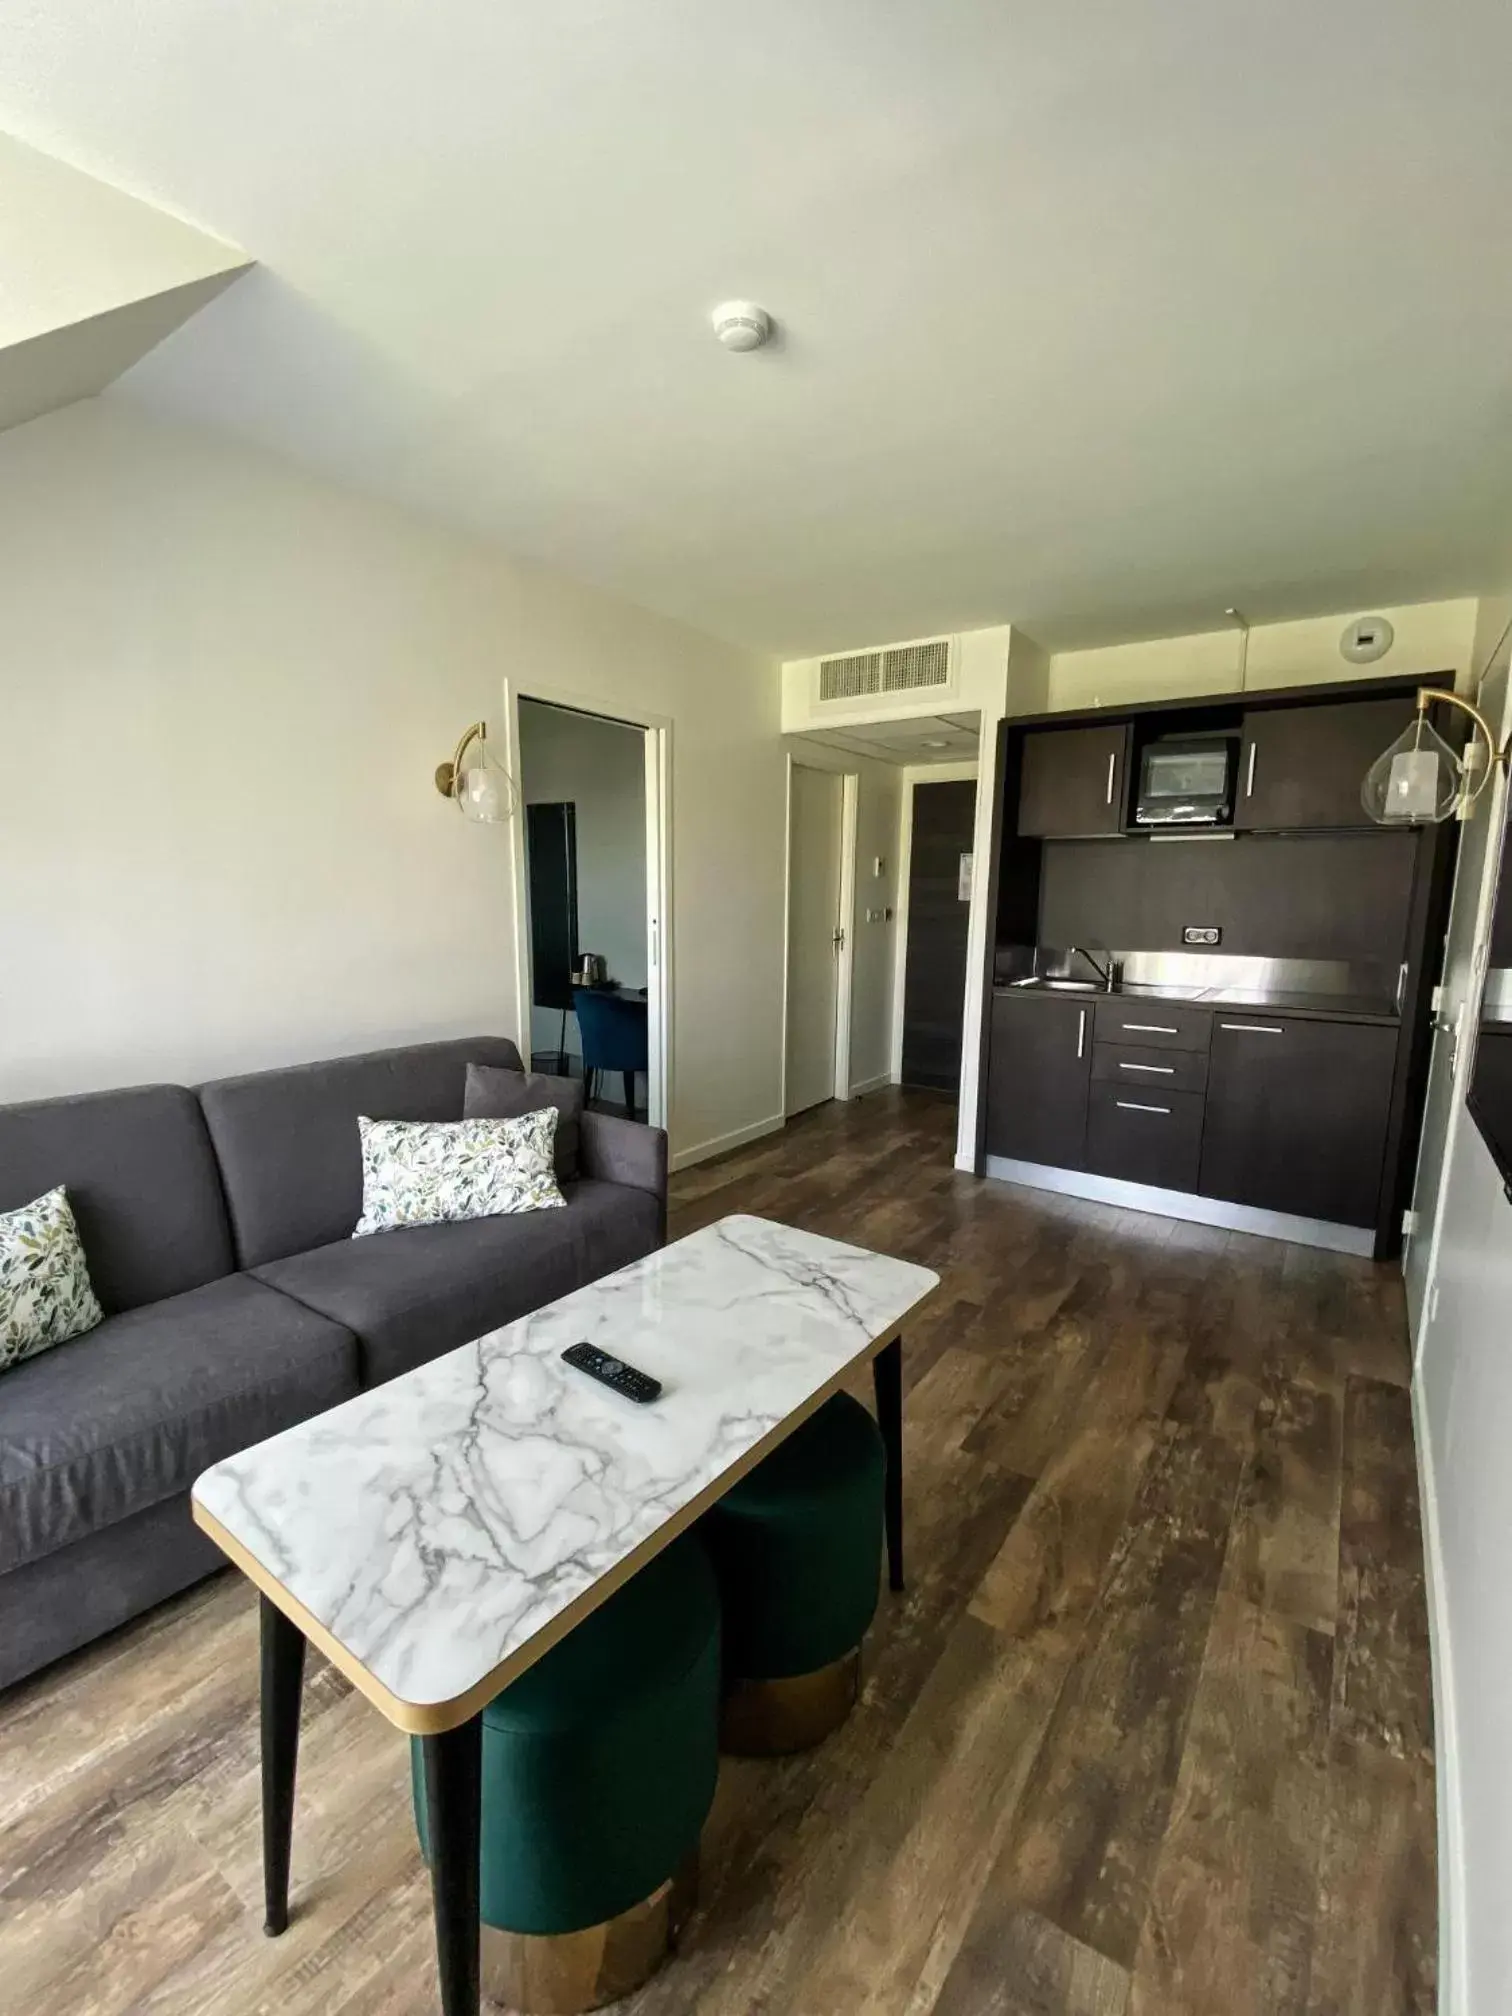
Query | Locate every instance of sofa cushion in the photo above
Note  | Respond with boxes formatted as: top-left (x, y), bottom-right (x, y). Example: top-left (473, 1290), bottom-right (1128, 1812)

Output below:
top-left (1, 1187), bottom-right (103, 1370)
top-left (198, 1036), bottom-right (525, 1270)
top-left (464, 1063), bottom-right (586, 1181)
top-left (0, 1273), bottom-right (358, 1574)
top-left (252, 1178), bottom-right (662, 1387)
top-left (0, 1084), bottom-right (233, 1313)
top-left (353, 1112), bottom-right (565, 1235)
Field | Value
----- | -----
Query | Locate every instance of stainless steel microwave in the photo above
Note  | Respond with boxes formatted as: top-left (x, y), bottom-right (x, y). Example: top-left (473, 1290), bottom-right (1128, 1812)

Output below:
top-left (1134, 736), bottom-right (1239, 827)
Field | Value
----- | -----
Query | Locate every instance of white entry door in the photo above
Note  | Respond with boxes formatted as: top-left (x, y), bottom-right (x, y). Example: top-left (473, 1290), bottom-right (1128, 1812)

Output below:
top-left (786, 765), bottom-right (845, 1116)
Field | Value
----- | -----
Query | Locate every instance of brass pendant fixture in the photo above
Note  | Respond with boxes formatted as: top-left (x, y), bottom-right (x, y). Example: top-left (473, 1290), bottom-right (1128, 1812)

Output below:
top-left (435, 720), bottom-right (516, 824)
top-left (1362, 686), bottom-right (1509, 826)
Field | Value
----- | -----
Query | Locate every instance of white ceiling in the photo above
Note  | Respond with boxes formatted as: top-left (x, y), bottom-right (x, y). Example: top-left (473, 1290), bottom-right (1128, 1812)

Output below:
top-left (5, 1), bottom-right (1512, 656)
top-left (798, 713), bottom-right (981, 768)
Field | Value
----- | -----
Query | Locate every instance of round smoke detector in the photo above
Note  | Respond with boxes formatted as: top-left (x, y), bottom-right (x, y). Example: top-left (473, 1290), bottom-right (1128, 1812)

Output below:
top-left (1340, 614), bottom-right (1395, 664)
top-left (711, 300), bottom-right (773, 352)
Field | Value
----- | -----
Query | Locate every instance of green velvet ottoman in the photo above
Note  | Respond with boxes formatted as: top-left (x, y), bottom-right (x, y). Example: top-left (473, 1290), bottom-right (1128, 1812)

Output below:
top-left (411, 1532), bottom-right (720, 2014)
top-left (702, 1390), bottom-right (885, 1754)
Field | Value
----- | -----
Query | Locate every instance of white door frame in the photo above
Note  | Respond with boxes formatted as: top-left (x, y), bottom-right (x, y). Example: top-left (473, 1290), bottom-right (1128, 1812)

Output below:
top-left (500, 680), bottom-right (672, 1132)
top-left (889, 760), bottom-right (982, 1085)
top-left (780, 755), bottom-right (858, 1113)
top-left (1407, 657), bottom-right (1512, 1352)
top-left (1409, 761), bottom-right (1507, 1357)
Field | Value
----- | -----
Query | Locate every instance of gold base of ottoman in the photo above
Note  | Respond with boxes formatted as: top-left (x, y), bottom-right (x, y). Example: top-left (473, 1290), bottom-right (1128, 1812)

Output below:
top-left (480, 1849), bottom-right (699, 2015)
top-left (719, 1647), bottom-right (862, 1756)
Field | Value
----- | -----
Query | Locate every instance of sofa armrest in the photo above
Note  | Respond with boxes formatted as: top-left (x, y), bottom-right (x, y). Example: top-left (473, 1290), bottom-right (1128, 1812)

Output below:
top-left (579, 1112), bottom-right (668, 1239)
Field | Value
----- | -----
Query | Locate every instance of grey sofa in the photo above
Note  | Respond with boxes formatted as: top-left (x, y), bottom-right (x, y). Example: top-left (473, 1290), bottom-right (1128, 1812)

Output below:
top-left (0, 1037), bottom-right (667, 1690)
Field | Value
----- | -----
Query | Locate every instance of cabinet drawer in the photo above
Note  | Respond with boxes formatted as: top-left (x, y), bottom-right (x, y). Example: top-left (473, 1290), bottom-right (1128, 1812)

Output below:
top-left (1093, 1040), bottom-right (1208, 1095)
top-left (1086, 1083), bottom-right (1205, 1192)
top-left (1094, 998), bottom-right (1212, 1053)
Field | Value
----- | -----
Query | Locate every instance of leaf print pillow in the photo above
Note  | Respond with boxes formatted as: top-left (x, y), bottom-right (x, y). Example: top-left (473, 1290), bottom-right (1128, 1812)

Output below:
top-left (1, 1187), bottom-right (104, 1372)
top-left (352, 1111), bottom-right (566, 1236)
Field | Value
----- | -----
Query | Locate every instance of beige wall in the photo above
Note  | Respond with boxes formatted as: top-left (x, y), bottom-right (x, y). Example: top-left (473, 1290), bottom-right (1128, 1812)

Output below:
top-left (1045, 597), bottom-right (1480, 711)
top-left (0, 398), bottom-right (783, 1167)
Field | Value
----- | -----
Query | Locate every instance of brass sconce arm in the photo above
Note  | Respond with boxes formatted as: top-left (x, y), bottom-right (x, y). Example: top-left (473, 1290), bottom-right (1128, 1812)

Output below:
top-left (1415, 687), bottom-right (1510, 807)
top-left (435, 721), bottom-right (486, 801)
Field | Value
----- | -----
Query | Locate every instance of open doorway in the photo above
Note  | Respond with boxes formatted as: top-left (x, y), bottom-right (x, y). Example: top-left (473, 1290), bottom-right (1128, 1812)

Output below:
top-left (782, 713), bottom-right (982, 1128)
top-left (512, 696), bottom-right (667, 1126)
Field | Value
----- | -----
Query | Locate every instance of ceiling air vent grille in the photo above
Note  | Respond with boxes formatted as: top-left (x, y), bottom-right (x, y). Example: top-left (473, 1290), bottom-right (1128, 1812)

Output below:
top-left (881, 639), bottom-right (950, 693)
top-left (818, 651), bottom-right (883, 701)
top-left (816, 637), bottom-right (952, 704)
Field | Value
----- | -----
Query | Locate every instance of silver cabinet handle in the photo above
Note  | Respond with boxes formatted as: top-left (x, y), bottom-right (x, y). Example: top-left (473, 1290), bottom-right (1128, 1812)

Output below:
top-left (1245, 742), bottom-right (1257, 798)
top-left (1116, 1100), bottom-right (1172, 1115)
top-left (1118, 1061), bottom-right (1175, 1074)
top-left (1220, 1021), bottom-right (1284, 1034)
top-left (1077, 1008), bottom-right (1087, 1059)
top-left (1106, 750), bottom-right (1117, 805)
top-left (1121, 1021), bottom-right (1179, 1036)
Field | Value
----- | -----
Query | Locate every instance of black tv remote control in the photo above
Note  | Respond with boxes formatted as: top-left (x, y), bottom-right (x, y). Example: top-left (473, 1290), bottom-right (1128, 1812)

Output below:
top-left (561, 1342), bottom-right (662, 1404)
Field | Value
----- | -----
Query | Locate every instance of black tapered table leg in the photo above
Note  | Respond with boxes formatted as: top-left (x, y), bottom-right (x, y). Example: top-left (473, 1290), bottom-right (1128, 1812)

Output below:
top-left (421, 1716), bottom-right (483, 2016)
top-left (259, 1595), bottom-right (306, 1937)
top-left (623, 1069), bottom-right (635, 1117)
top-left (872, 1335), bottom-right (904, 1592)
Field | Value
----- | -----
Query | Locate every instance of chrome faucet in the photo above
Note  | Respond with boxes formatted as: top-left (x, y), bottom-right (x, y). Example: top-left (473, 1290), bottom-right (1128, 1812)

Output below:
top-left (1068, 944), bottom-right (1117, 992)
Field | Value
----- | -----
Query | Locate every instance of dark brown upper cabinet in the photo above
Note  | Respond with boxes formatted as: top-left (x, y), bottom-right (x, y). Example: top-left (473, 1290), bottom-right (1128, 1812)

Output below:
top-left (1234, 696), bottom-right (1417, 832)
top-left (984, 992), bottom-right (1092, 1167)
top-left (1016, 724), bottom-right (1129, 838)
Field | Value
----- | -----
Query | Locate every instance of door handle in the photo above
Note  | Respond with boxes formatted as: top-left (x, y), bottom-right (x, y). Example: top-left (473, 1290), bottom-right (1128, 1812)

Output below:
top-left (1076, 1008), bottom-right (1087, 1059)
top-left (1220, 1021), bottom-right (1283, 1034)
top-left (1106, 751), bottom-right (1117, 806)
top-left (1245, 742), bottom-right (1257, 798)
top-left (832, 927), bottom-right (846, 952)
top-left (1118, 1061), bottom-right (1175, 1075)
top-left (1116, 1100), bottom-right (1172, 1115)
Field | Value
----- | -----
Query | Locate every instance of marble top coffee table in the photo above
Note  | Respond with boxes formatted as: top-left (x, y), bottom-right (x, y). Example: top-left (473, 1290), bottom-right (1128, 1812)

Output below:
top-left (192, 1212), bottom-right (937, 2016)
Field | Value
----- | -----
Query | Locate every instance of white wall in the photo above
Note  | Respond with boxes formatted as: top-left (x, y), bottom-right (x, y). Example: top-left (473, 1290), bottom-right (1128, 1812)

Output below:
top-left (0, 398), bottom-right (783, 1167)
top-left (518, 700), bottom-right (646, 1072)
top-left (1410, 602), bottom-right (1512, 2016)
top-left (1045, 597), bottom-right (1480, 711)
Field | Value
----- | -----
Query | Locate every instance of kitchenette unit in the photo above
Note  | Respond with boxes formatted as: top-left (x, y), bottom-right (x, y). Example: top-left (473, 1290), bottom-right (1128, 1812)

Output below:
top-left (973, 672), bottom-right (1461, 1258)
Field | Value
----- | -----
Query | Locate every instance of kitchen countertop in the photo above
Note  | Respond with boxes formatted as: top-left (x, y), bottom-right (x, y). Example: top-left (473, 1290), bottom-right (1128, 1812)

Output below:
top-left (993, 979), bottom-right (1400, 1026)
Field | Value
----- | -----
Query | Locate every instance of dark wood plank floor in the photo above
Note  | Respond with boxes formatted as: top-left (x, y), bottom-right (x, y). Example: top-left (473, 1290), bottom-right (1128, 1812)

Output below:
top-left (0, 1089), bottom-right (1435, 2015)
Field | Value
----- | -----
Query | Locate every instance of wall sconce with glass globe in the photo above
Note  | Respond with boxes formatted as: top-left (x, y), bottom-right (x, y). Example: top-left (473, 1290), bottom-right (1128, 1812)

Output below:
top-left (434, 721), bottom-right (517, 824)
top-left (1362, 688), bottom-right (1508, 826)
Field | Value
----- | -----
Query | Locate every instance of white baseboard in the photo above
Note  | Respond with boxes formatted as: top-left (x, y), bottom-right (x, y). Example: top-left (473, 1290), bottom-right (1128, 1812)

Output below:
top-left (1413, 1377), bottom-right (1464, 2016)
top-left (669, 1113), bottom-right (785, 1174)
top-left (849, 1071), bottom-right (894, 1098)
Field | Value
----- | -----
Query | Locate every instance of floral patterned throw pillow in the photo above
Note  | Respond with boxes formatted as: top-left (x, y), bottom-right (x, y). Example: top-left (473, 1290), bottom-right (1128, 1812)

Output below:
top-left (1, 1187), bottom-right (104, 1371)
top-left (353, 1111), bottom-right (566, 1236)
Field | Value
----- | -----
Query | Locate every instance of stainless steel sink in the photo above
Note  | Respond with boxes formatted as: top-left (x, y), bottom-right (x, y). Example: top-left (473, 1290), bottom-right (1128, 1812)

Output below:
top-left (1007, 976), bottom-right (1104, 993)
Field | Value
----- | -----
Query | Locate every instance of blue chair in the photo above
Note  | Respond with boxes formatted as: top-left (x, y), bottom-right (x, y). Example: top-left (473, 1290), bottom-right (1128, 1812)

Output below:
top-left (574, 988), bottom-right (649, 1118)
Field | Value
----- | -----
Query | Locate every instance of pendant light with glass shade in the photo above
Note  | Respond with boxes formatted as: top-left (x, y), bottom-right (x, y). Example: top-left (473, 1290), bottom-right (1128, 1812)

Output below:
top-left (1361, 687), bottom-right (1508, 825)
top-left (434, 721), bottom-right (517, 825)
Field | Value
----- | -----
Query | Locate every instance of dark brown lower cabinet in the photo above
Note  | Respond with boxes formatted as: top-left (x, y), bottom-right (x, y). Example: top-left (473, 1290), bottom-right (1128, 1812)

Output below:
top-left (985, 994), bottom-right (1092, 1167)
top-left (1086, 1082), bottom-right (1204, 1191)
top-left (1198, 1016), bottom-right (1398, 1226)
